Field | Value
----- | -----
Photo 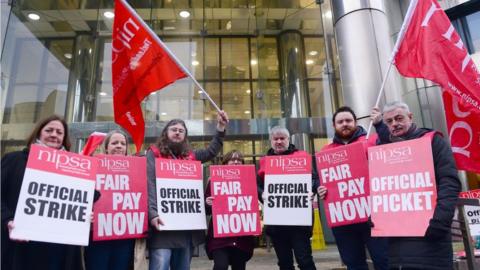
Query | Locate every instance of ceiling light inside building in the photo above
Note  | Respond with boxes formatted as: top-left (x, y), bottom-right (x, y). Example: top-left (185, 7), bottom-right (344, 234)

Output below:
top-left (309, 51), bottom-right (318, 56)
top-left (246, 89), bottom-right (251, 94)
top-left (306, 59), bottom-right (314, 65)
top-left (161, 112), bottom-right (167, 116)
top-left (179, 10), bottom-right (190, 18)
top-left (226, 21), bottom-right (232, 30)
top-left (99, 92), bottom-right (107, 96)
top-left (192, 60), bottom-right (199, 66)
top-left (163, 26), bottom-right (176, 30)
top-left (250, 59), bottom-right (257, 65)
top-left (28, 13), bottom-right (40, 20)
top-left (244, 110), bottom-right (250, 114)
top-left (103, 11), bottom-right (114, 19)
top-left (64, 53), bottom-right (72, 59)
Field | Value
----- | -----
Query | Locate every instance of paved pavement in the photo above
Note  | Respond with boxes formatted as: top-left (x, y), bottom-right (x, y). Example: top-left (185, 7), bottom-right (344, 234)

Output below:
top-left (191, 245), bottom-right (345, 270)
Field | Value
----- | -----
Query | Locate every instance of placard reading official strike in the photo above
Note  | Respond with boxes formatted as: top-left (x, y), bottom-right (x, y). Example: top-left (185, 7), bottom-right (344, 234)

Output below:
top-left (11, 144), bottom-right (97, 245)
top-left (369, 137), bottom-right (437, 237)
top-left (264, 154), bottom-right (312, 226)
top-left (155, 159), bottom-right (206, 230)
top-left (93, 155), bottom-right (148, 241)
top-left (316, 142), bottom-right (370, 227)
top-left (459, 189), bottom-right (480, 236)
top-left (210, 165), bottom-right (261, 238)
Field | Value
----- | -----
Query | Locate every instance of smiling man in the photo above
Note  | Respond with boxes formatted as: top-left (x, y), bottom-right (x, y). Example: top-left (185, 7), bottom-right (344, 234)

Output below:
top-left (371, 101), bottom-right (461, 270)
top-left (317, 106), bottom-right (388, 270)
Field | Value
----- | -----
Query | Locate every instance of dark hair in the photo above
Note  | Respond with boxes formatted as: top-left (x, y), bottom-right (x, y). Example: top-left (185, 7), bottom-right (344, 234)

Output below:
top-left (332, 106), bottom-right (357, 123)
top-left (222, 150), bottom-right (245, 165)
top-left (156, 119), bottom-right (191, 158)
top-left (26, 115), bottom-right (71, 151)
top-left (103, 130), bottom-right (128, 155)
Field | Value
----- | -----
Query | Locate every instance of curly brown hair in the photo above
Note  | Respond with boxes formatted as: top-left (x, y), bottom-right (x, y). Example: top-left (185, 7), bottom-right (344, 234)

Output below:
top-left (156, 119), bottom-right (191, 158)
top-left (26, 115), bottom-right (71, 151)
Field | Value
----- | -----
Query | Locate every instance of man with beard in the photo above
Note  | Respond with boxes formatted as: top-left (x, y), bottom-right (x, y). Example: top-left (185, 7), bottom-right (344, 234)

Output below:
top-left (147, 111), bottom-right (229, 270)
top-left (371, 102), bottom-right (460, 270)
top-left (317, 106), bottom-right (388, 270)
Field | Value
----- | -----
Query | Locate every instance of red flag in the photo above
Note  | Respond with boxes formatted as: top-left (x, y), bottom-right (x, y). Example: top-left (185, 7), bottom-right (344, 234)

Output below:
top-left (112, 0), bottom-right (187, 152)
top-left (393, 0), bottom-right (480, 172)
top-left (442, 92), bottom-right (480, 173)
top-left (394, 0), bottom-right (480, 110)
top-left (81, 132), bottom-right (107, 156)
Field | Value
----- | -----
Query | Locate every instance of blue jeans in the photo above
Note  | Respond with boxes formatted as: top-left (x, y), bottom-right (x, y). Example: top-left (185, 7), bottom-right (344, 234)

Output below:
top-left (149, 247), bottom-right (192, 270)
top-left (332, 222), bottom-right (388, 270)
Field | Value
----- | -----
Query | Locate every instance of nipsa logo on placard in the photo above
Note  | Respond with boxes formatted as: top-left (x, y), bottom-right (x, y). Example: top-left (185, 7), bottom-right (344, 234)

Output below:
top-left (317, 150), bottom-right (348, 165)
top-left (270, 156), bottom-right (307, 171)
top-left (99, 157), bottom-right (130, 172)
top-left (211, 168), bottom-right (240, 179)
top-left (37, 149), bottom-right (92, 170)
top-left (158, 160), bottom-right (197, 176)
top-left (369, 146), bottom-right (413, 164)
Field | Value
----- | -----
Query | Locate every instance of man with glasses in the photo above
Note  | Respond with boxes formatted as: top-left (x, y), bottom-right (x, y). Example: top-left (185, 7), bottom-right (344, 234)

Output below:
top-left (147, 111), bottom-right (229, 270)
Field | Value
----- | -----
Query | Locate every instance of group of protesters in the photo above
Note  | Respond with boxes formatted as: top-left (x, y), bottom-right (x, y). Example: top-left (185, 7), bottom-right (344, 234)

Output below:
top-left (1, 100), bottom-right (460, 270)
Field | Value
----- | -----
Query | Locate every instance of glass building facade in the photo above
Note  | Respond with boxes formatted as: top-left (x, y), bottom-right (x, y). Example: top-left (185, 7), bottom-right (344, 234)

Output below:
top-left (1, 0), bottom-right (479, 240)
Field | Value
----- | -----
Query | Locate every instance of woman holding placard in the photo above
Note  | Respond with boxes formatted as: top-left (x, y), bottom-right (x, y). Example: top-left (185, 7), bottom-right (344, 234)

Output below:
top-left (85, 130), bottom-right (135, 270)
top-left (1, 115), bottom-right (83, 270)
top-left (205, 150), bottom-right (255, 270)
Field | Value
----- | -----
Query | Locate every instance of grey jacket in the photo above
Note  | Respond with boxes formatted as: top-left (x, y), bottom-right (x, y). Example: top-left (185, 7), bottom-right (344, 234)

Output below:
top-left (147, 131), bottom-right (225, 249)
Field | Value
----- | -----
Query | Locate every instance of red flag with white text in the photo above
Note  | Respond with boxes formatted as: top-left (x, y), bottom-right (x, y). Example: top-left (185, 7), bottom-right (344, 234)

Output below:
top-left (393, 0), bottom-right (480, 172)
top-left (442, 92), bottom-right (480, 173)
top-left (81, 132), bottom-right (107, 156)
top-left (112, 0), bottom-right (187, 152)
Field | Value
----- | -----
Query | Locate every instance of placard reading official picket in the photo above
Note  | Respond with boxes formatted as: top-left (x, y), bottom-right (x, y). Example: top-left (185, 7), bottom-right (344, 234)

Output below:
top-left (459, 189), bottom-right (480, 236)
top-left (264, 154), bottom-right (312, 226)
top-left (210, 165), bottom-right (261, 238)
top-left (316, 142), bottom-right (370, 227)
top-left (369, 137), bottom-right (437, 237)
top-left (93, 155), bottom-right (148, 241)
top-left (155, 159), bottom-right (206, 230)
top-left (11, 144), bottom-right (97, 245)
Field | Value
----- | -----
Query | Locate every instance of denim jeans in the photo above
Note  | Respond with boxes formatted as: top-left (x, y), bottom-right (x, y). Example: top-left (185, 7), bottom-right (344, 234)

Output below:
top-left (332, 222), bottom-right (388, 270)
top-left (149, 247), bottom-right (192, 270)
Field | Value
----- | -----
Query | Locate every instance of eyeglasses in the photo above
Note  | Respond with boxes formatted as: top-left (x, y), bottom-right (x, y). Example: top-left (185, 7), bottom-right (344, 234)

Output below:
top-left (168, 127), bottom-right (186, 134)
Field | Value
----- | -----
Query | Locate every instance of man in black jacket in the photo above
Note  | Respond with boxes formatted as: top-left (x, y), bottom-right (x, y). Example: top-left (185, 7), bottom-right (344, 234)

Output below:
top-left (371, 101), bottom-right (461, 270)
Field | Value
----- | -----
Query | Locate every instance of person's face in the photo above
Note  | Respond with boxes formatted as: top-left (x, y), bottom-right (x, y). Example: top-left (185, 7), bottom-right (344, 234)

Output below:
top-left (167, 123), bottom-right (186, 143)
top-left (38, 120), bottom-right (65, 149)
top-left (383, 108), bottom-right (413, 137)
top-left (106, 133), bottom-right (127, 155)
top-left (227, 154), bottom-right (243, 165)
top-left (333, 112), bottom-right (356, 139)
top-left (271, 132), bottom-right (289, 154)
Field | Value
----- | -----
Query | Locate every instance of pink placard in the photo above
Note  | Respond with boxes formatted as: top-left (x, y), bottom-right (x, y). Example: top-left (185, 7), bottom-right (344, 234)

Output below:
top-left (93, 155), bottom-right (148, 241)
top-left (369, 137), bottom-right (437, 237)
top-left (210, 165), bottom-right (261, 238)
top-left (316, 142), bottom-right (370, 227)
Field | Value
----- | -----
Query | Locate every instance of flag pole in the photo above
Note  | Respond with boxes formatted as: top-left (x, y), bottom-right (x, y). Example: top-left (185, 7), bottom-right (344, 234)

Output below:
top-left (365, 0), bottom-right (419, 139)
top-left (118, 0), bottom-right (222, 113)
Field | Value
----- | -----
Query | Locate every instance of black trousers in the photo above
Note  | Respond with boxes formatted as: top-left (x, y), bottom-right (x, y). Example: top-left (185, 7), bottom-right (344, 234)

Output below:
top-left (270, 228), bottom-right (316, 270)
top-left (211, 247), bottom-right (249, 270)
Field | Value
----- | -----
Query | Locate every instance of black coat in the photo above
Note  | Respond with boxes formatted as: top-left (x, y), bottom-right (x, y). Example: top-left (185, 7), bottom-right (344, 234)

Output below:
top-left (1, 149), bottom-right (84, 270)
top-left (375, 123), bottom-right (461, 270)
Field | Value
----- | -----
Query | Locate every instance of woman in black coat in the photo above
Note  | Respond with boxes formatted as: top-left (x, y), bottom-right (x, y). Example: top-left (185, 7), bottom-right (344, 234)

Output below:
top-left (1, 115), bottom-right (83, 270)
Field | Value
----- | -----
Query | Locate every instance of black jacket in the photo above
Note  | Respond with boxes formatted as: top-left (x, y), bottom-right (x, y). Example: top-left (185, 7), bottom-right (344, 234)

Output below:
top-left (1, 149), bottom-right (83, 270)
top-left (375, 122), bottom-right (461, 270)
